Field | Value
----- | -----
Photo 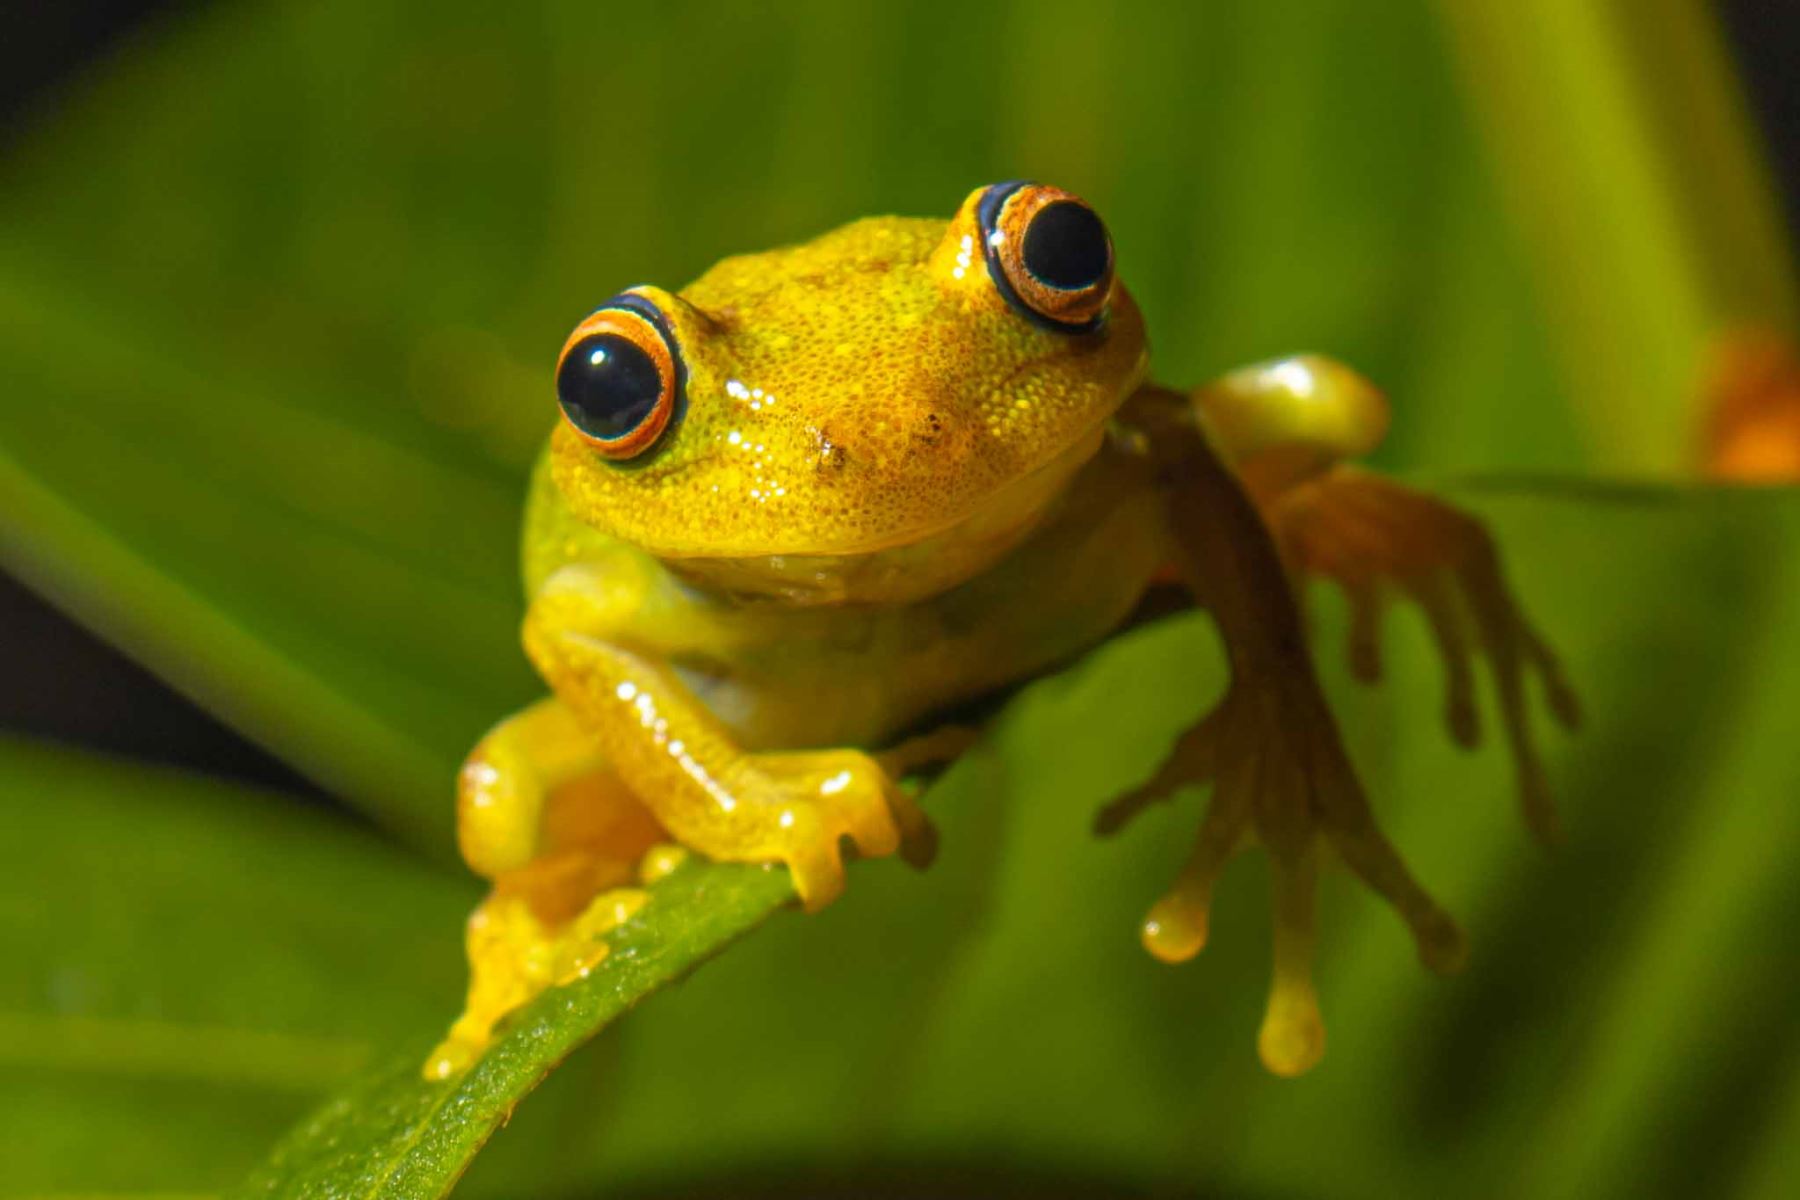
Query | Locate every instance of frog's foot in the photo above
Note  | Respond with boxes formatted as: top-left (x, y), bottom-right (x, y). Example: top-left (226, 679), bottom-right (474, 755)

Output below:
top-left (424, 848), bottom-right (663, 1081)
top-left (1269, 468), bottom-right (1581, 842)
top-left (1097, 678), bottom-right (1465, 1076)
top-left (705, 748), bottom-right (935, 913)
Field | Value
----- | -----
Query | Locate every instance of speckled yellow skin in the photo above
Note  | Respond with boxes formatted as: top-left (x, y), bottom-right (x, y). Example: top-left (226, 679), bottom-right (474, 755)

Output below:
top-left (554, 210), bottom-right (1144, 547)
top-left (428, 184), bottom-right (1578, 1082)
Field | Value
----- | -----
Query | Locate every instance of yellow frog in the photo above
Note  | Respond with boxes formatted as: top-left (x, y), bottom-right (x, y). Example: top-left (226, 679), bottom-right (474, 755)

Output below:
top-left (426, 181), bottom-right (1578, 1080)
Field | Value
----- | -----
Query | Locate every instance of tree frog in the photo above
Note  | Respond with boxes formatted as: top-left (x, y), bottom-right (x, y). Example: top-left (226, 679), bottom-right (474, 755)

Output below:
top-left (426, 181), bottom-right (1578, 1080)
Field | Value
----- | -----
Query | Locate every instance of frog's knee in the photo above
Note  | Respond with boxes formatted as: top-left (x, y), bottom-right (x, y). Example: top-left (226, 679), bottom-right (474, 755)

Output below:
top-left (457, 699), bottom-right (611, 878)
top-left (458, 732), bottom-right (547, 878)
top-left (1195, 355), bottom-right (1390, 498)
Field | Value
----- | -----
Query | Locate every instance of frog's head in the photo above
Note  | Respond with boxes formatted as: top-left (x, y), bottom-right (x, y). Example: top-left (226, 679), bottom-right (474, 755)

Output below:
top-left (548, 181), bottom-right (1148, 602)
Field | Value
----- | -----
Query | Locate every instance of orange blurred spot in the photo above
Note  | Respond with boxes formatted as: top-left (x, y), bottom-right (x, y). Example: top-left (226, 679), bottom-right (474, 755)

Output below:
top-left (1701, 328), bottom-right (1800, 482)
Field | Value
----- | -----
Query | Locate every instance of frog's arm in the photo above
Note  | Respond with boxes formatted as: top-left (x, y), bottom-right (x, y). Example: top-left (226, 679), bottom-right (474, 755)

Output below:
top-left (1106, 384), bottom-right (1470, 1076)
top-left (522, 562), bottom-right (935, 911)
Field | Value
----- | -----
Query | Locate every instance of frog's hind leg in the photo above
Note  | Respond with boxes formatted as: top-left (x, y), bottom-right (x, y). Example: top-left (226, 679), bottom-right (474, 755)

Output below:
top-left (1269, 469), bottom-right (1581, 842)
top-left (426, 701), bottom-right (666, 1080)
top-left (1106, 388), bottom-right (1478, 1075)
top-left (1191, 355), bottom-right (1578, 836)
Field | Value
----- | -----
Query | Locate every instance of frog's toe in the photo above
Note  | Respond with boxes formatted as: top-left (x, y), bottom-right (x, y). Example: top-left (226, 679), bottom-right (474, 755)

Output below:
top-left (753, 749), bottom-right (941, 905)
top-left (1323, 806), bottom-right (1466, 974)
top-left (1119, 676), bottom-right (1474, 1074)
top-left (1279, 471), bottom-right (1579, 846)
top-left (892, 789), bottom-right (939, 870)
top-left (1409, 572), bottom-right (1482, 749)
top-left (1343, 582), bottom-right (1384, 684)
top-left (1095, 709), bottom-right (1222, 837)
top-left (760, 751), bottom-right (905, 857)
top-left (424, 891), bottom-right (547, 1081)
top-left (424, 858), bottom-right (654, 1081)
top-left (1138, 730), bottom-right (1254, 962)
top-left (1433, 511), bottom-right (1580, 844)
top-left (1260, 846), bottom-right (1326, 1077)
top-left (782, 829), bottom-right (849, 912)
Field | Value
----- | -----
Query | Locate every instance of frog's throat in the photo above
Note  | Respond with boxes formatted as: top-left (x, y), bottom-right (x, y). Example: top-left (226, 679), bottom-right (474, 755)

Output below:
top-left (667, 424), bottom-right (1106, 606)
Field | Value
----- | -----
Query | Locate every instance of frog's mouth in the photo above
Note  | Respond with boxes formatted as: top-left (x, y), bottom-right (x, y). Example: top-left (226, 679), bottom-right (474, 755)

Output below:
top-left (667, 421), bottom-right (1109, 606)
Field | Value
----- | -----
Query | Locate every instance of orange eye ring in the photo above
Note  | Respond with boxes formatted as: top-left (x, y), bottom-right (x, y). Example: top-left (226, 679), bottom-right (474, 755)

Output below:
top-left (977, 181), bottom-right (1114, 333)
top-left (554, 293), bottom-right (684, 461)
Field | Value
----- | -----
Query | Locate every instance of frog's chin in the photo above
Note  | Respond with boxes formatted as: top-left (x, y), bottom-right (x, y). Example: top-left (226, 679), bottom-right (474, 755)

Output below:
top-left (667, 425), bottom-right (1106, 606)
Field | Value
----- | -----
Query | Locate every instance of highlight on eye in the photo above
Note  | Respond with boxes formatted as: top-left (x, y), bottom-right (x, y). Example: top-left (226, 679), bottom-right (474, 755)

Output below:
top-left (556, 295), bottom-right (685, 460)
top-left (976, 181), bottom-right (1114, 333)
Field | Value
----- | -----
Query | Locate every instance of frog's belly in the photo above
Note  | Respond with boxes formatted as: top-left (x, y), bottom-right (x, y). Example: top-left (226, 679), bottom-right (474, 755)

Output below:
top-left (678, 453), bottom-right (1168, 750)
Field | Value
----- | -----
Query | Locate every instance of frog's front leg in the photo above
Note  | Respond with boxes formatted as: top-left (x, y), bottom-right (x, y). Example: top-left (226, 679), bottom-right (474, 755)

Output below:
top-left (1104, 387), bottom-right (1476, 1076)
top-left (525, 564), bottom-right (936, 912)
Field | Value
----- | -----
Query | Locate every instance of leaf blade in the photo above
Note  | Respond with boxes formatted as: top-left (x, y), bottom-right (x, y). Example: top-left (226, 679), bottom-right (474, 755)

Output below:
top-left (0, 736), bottom-right (475, 1196)
top-left (233, 860), bottom-right (796, 1200)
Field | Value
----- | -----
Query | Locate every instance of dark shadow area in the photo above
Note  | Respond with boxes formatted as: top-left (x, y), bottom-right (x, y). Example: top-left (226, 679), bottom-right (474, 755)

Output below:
top-left (1720, 0), bottom-right (1800, 246)
top-left (1638, 892), bottom-right (1800, 1200)
top-left (2, 0), bottom-right (190, 143)
top-left (0, 567), bottom-right (323, 799)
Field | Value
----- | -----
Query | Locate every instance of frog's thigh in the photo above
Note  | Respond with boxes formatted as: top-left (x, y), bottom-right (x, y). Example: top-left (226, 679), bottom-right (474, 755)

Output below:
top-left (462, 699), bottom-right (667, 935)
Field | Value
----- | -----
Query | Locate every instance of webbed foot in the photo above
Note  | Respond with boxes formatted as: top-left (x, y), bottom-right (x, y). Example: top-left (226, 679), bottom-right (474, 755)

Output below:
top-left (733, 748), bottom-right (935, 911)
top-left (424, 848), bottom-right (656, 1081)
top-left (1098, 675), bottom-right (1466, 1076)
top-left (1270, 468), bottom-right (1580, 841)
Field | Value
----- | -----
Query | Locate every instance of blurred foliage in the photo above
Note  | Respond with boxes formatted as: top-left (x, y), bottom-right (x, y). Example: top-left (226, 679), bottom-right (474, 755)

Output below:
top-left (1437, 0), bottom-right (1797, 472)
top-left (0, 0), bottom-right (1797, 1197)
top-left (0, 736), bottom-right (470, 1196)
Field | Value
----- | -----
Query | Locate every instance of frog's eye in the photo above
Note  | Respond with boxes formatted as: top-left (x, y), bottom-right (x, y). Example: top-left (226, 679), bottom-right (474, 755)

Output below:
top-left (555, 294), bottom-right (685, 460)
top-left (977, 181), bottom-right (1114, 333)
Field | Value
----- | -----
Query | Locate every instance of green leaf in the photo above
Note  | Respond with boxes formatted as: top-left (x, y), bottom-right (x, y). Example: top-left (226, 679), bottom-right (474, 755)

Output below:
top-left (233, 862), bottom-right (796, 1200)
top-left (0, 736), bottom-right (474, 1197)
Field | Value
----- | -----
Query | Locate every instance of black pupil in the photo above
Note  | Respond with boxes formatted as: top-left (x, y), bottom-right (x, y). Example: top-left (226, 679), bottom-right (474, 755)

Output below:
top-left (1021, 201), bottom-right (1110, 291)
top-left (557, 332), bottom-right (663, 442)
